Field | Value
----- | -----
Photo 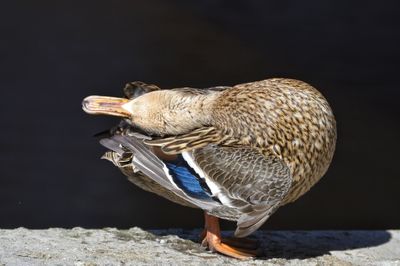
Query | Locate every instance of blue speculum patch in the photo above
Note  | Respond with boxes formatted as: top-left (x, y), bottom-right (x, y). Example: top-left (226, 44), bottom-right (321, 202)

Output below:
top-left (165, 156), bottom-right (212, 199)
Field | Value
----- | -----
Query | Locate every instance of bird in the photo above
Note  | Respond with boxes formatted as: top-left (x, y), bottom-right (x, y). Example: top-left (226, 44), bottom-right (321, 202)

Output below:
top-left (82, 78), bottom-right (337, 259)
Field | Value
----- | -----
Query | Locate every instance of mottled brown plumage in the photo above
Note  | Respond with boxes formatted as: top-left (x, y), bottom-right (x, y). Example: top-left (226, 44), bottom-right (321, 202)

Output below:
top-left (212, 79), bottom-right (336, 204)
top-left (83, 78), bottom-right (336, 259)
top-left (141, 78), bottom-right (336, 203)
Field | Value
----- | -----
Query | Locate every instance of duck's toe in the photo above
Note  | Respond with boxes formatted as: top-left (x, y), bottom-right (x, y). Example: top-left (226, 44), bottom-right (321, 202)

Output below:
top-left (221, 236), bottom-right (260, 250)
top-left (202, 234), bottom-right (259, 260)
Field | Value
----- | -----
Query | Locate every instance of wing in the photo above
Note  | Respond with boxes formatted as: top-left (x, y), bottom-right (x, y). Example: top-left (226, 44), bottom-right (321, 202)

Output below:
top-left (100, 134), bottom-right (221, 211)
top-left (188, 145), bottom-right (292, 237)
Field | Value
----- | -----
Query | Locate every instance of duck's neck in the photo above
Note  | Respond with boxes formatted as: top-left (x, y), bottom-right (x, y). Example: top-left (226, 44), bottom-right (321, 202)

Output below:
top-left (161, 91), bottom-right (220, 133)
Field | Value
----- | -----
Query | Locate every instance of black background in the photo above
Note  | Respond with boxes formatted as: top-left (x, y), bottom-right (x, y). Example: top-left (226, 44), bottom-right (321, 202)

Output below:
top-left (1, 1), bottom-right (399, 230)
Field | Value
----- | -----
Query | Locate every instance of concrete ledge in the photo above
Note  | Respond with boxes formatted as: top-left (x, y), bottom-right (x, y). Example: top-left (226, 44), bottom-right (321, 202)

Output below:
top-left (0, 228), bottom-right (399, 265)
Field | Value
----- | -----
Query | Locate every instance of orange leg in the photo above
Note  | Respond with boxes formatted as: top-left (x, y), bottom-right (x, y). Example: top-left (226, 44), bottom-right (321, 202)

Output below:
top-left (201, 212), bottom-right (260, 259)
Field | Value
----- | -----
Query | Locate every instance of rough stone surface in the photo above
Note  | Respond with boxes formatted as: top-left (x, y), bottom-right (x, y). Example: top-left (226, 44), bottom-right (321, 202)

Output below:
top-left (0, 228), bottom-right (399, 265)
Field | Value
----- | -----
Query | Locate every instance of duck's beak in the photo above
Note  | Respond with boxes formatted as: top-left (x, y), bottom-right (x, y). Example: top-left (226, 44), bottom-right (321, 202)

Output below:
top-left (82, 96), bottom-right (131, 117)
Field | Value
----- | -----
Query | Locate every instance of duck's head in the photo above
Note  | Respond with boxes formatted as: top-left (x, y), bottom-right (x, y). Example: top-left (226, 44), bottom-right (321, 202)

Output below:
top-left (82, 90), bottom-right (210, 136)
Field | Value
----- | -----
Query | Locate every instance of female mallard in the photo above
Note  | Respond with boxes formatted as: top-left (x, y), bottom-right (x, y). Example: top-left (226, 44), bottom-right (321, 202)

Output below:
top-left (82, 78), bottom-right (336, 259)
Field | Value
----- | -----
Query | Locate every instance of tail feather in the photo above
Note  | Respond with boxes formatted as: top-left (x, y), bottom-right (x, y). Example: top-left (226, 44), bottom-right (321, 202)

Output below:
top-left (99, 138), bottom-right (125, 155)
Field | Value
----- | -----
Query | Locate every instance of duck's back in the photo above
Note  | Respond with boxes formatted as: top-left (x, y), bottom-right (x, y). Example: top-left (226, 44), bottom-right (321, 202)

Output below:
top-left (210, 78), bottom-right (337, 204)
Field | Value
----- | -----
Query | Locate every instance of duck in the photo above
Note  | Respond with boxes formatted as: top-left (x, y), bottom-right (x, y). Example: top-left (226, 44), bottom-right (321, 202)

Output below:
top-left (82, 78), bottom-right (337, 259)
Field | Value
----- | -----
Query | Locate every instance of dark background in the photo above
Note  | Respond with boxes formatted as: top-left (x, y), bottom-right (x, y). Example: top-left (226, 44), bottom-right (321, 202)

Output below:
top-left (1, 1), bottom-right (399, 230)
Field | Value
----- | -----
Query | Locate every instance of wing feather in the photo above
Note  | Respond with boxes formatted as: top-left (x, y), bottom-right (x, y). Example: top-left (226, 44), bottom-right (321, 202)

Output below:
top-left (144, 127), bottom-right (222, 154)
top-left (191, 145), bottom-right (292, 237)
top-left (101, 135), bottom-right (220, 211)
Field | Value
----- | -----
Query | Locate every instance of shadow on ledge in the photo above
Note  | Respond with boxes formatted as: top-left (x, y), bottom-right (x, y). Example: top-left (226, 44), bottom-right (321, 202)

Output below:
top-left (151, 229), bottom-right (392, 260)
